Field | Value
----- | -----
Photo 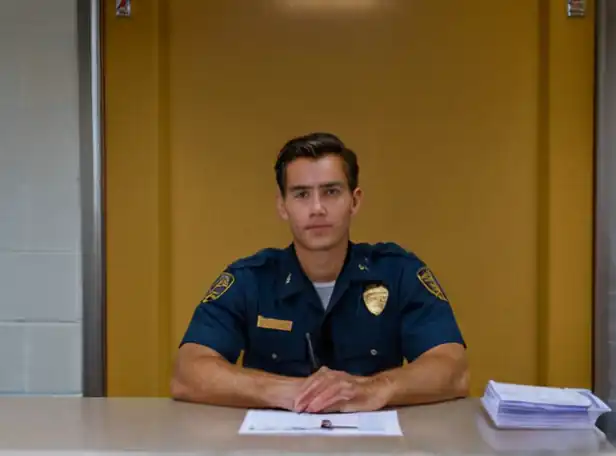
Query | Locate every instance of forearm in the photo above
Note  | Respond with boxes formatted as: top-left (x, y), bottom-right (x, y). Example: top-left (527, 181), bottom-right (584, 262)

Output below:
top-left (373, 352), bottom-right (469, 406)
top-left (171, 355), bottom-right (301, 409)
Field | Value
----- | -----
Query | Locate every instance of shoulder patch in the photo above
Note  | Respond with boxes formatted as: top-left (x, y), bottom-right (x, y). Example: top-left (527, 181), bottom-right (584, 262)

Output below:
top-left (202, 272), bottom-right (235, 303)
top-left (417, 266), bottom-right (449, 302)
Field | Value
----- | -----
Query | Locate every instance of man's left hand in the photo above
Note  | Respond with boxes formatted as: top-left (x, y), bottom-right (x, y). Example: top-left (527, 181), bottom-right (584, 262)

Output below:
top-left (293, 367), bottom-right (391, 413)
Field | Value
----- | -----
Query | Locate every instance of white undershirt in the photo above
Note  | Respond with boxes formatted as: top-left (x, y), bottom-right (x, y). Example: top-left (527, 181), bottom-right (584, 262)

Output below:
top-left (313, 281), bottom-right (336, 309)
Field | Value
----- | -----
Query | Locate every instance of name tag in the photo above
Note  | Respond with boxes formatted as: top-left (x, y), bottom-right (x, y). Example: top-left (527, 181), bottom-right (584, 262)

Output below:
top-left (257, 315), bottom-right (293, 332)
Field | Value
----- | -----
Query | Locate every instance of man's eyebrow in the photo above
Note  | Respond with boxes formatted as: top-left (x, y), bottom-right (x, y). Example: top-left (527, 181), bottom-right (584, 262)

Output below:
top-left (320, 182), bottom-right (344, 189)
top-left (288, 182), bottom-right (345, 192)
top-left (288, 185), bottom-right (311, 192)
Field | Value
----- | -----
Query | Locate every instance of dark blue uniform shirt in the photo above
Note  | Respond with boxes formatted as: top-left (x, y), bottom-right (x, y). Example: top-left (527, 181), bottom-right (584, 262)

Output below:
top-left (181, 242), bottom-right (465, 377)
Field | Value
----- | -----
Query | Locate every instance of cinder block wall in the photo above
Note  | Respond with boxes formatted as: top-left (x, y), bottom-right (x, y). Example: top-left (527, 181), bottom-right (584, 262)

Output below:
top-left (0, 0), bottom-right (82, 395)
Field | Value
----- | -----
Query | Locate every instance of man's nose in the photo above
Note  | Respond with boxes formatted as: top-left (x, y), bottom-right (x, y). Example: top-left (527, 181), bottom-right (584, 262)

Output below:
top-left (310, 194), bottom-right (326, 215)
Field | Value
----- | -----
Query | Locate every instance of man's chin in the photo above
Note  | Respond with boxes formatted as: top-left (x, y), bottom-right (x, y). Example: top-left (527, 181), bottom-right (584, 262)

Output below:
top-left (299, 236), bottom-right (342, 252)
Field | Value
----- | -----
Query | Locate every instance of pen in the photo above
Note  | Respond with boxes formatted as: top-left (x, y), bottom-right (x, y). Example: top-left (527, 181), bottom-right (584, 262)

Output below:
top-left (250, 420), bottom-right (358, 432)
top-left (320, 419), bottom-right (358, 430)
top-left (305, 332), bottom-right (320, 373)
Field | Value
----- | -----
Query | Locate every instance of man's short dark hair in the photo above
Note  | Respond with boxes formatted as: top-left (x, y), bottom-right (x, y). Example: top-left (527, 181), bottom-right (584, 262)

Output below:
top-left (274, 132), bottom-right (359, 195)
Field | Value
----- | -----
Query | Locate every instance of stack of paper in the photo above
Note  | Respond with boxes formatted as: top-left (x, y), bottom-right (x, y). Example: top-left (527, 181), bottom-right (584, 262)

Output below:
top-left (238, 410), bottom-right (403, 436)
top-left (481, 380), bottom-right (611, 430)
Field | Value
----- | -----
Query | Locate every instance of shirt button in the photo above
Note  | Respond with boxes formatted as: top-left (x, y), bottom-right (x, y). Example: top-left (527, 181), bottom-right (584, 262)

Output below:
top-left (271, 353), bottom-right (278, 360)
top-left (370, 349), bottom-right (378, 356)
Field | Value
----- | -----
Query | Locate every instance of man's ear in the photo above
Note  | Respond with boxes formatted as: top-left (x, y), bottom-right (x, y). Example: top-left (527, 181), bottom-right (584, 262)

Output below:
top-left (276, 191), bottom-right (289, 221)
top-left (351, 187), bottom-right (363, 216)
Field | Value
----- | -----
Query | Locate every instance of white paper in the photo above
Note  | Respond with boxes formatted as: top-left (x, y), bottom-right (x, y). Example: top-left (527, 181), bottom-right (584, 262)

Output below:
top-left (488, 380), bottom-right (592, 407)
top-left (238, 409), bottom-right (403, 436)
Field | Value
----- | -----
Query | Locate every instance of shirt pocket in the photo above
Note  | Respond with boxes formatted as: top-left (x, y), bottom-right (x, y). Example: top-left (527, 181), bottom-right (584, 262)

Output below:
top-left (248, 325), bottom-right (312, 377)
top-left (334, 325), bottom-right (401, 376)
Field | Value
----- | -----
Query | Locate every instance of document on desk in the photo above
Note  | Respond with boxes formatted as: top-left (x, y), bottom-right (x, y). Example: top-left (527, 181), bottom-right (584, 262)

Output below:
top-left (238, 410), bottom-right (403, 436)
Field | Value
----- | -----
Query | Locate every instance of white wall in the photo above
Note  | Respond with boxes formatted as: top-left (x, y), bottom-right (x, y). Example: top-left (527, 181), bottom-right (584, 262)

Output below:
top-left (0, 0), bottom-right (82, 394)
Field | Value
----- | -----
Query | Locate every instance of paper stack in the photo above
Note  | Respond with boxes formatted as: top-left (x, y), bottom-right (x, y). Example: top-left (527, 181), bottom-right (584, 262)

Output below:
top-left (481, 380), bottom-right (611, 430)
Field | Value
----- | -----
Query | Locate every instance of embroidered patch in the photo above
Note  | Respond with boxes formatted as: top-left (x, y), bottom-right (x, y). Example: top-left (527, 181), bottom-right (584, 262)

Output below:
top-left (417, 266), bottom-right (448, 302)
top-left (201, 272), bottom-right (235, 303)
top-left (257, 315), bottom-right (293, 332)
top-left (363, 284), bottom-right (389, 316)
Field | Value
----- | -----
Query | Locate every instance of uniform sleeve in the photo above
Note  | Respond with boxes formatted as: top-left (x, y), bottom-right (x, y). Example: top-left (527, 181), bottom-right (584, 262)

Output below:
top-left (399, 260), bottom-right (466, 362)
top-left (180, 268), bottom-right (248, 363)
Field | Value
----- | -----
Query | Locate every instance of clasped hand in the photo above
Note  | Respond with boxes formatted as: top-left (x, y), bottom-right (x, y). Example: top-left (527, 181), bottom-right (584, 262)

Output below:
top-left (291, 366), bottom-right (390, 413)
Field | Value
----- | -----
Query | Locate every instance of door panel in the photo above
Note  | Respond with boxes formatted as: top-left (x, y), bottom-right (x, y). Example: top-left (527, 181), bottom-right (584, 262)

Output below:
top-left (104, 0), bottom-right (594, 396)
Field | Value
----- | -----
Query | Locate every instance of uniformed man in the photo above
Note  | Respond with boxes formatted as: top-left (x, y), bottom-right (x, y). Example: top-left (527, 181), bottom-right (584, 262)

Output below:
top-left (171, 132), bottom-right (469, 413)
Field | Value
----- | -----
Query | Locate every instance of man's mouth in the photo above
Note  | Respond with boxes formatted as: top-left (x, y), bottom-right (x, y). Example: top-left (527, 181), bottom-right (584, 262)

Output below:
top-left (306, 224), bottom-right (332, 230)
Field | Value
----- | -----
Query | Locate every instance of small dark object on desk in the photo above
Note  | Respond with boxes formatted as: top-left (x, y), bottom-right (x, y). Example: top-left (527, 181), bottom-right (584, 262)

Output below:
top-left (320, 419), bottom-right (358, 430)
top-left (597, 410), bottom-right (616, 445)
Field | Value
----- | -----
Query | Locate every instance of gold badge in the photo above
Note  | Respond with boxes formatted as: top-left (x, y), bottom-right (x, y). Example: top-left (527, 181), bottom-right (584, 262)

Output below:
top-left (417, 266), bottom-right (448, 302)
top-left (202, 272), bottom-right (235, 303)
top-left (363, 284), bottom-right (389, 316)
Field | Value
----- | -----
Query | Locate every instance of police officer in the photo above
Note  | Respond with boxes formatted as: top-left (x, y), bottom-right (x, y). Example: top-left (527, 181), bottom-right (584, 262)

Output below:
top-left (171, 133), bottom-right (469, 413)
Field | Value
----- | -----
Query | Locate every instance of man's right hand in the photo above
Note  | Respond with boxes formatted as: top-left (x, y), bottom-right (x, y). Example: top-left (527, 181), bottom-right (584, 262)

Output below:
top-left (265, 377), bottom-right (305, 411)
top-left (292, 366), bottom-right (389, 413)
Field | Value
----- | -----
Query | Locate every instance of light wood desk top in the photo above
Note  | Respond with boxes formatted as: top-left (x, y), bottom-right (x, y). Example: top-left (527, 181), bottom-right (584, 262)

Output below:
top-left (0, 397), bottom-right (612, 455)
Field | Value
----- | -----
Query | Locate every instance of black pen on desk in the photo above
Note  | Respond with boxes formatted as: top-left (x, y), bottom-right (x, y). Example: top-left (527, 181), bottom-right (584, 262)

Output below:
top-left (320, 419), bottom-right (358, 430)
top-left (305, 332), bottom-right (320, 373)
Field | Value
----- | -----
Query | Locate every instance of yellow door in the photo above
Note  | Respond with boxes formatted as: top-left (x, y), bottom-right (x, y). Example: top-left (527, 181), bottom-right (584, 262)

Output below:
top-left (104, 0), bottom-right (595, 397)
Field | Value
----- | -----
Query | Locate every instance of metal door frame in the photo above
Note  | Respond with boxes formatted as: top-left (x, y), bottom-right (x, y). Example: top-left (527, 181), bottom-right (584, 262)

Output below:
top-left (594, 0), bottom-right (615, 403)
top-left (77, 0), bottom-right (105, 397)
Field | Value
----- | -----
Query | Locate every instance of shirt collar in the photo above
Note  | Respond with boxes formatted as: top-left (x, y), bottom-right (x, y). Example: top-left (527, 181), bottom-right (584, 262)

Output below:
top-left (277, 241), bottom-right (383, 301)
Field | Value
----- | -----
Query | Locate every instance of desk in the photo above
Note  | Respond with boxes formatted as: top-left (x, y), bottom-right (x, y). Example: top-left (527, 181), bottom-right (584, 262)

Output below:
top-left (0, 397), bottom-right (612, 455)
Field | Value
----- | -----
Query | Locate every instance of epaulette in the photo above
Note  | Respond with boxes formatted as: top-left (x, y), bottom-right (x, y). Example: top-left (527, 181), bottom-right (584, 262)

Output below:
top-left (371, 242), bottom-right (416, 259)
top-left (227, 248), bottom-right (280, 270)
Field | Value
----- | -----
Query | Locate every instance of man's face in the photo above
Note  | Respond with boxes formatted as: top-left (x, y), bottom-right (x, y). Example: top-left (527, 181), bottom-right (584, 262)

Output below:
top-left (277, 155), bottom-right (362, 251)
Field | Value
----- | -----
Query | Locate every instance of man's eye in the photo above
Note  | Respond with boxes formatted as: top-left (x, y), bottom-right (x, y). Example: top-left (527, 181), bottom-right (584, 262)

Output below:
top-left (294, 191), bottom-right (309, 199)
top-left (325, 188), bottom-right (340, 196)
